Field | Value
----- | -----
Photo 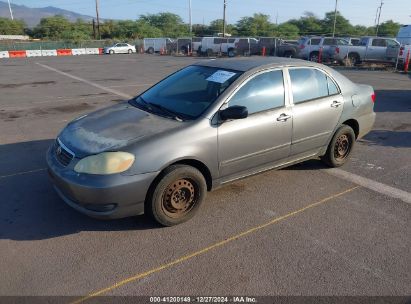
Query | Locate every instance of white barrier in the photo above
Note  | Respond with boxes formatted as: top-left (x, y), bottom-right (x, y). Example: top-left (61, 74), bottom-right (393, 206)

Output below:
top-left (41, 49), bottom-right (57, 56)
top-left (0, 51), bottom-right (9, 58)
top-left (85, 48), bottom-right (100, 55)
top-left (26, 50), bottom-right (42, 57)
top-left (72, 48), bottom-right (86, 55)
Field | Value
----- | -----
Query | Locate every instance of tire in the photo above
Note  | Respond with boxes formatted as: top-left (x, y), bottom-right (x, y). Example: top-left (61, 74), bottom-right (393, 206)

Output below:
top-left (343, 53), bottom-right (360, 67)
top-left (206, 48), bottom-right (213, 57)
top-left (128, 49), bottom-right (132, 54)
top-left (109, 50), bottom-right (114, 55)
top-left (147, 47), bottom-right (154, 54)
top-left (283, 51), bottom-right (294, 58)
top-left (180, 46), bottom-right (188, 55)
top-left (243, 50), bottom-right (250, 57)
top-left (309, 52), bottom-right (319, 62)
top-left (321, 125), bottom-right (356, 167)
top-left (227, 48), bottom-right (236, 57)
top-left (146, 165), bottom-right (207, 226)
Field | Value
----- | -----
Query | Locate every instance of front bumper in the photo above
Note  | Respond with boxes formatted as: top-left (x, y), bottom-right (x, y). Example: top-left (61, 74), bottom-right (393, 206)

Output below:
top-left (46, 146), bottom-right (159, 219)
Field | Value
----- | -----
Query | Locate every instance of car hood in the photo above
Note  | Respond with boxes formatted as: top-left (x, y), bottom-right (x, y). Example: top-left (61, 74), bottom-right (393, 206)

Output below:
top-left (58, 102), bottom-right (182, 157)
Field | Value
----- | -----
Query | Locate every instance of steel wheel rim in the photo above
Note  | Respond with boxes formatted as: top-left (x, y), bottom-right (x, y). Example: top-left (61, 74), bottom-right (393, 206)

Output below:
top-left (334, 134), bottom-right (351, 160)
top-left (161, 178), bottom-right (198, 219)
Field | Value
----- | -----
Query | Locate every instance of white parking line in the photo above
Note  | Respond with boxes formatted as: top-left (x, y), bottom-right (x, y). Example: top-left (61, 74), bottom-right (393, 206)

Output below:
top-left (36, 63), bottom-right (133, 100)
top-left (326, 168), bottom-right (411, 204)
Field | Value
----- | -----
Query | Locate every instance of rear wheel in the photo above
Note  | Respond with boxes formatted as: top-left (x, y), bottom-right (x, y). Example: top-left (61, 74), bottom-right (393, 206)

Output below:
top-left (147, 47), bottom-right (154, 54)
top-left (321, 125), bottom-right (355, 167)
top-left (343, 53), bottom-right (360, 67)
top-left (128, 49), bottom-right (133, 54)
top-left (309, 52), bottom-right (319, 62)
top-left (227, 48), bottom-right (236, 57)
top-left (283, 51), bottom-right (294, 58)
top-left (109, 50), bottom-right (114, 55)
top-left (146, 165), bottom-right (207, 226)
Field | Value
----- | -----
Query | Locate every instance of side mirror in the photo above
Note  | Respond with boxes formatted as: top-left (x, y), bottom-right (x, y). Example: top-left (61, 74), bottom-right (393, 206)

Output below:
top-left (220, 106), bottom-right (248, 120)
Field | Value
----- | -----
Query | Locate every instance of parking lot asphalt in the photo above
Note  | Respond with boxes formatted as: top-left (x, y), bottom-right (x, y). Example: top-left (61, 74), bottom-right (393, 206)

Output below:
top-left (0, 55), bottom-right (410, 299)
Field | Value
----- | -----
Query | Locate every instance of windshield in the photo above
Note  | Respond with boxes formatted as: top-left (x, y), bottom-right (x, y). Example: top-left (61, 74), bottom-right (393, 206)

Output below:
top-left (130, 65), bottom-right (242, 120)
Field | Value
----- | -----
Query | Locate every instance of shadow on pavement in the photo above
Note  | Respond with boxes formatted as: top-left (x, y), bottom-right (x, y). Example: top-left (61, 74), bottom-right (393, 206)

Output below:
top-left (361, 130), bottom-right (411, 148)
top-left (0, 139), bottom-right (160, 241)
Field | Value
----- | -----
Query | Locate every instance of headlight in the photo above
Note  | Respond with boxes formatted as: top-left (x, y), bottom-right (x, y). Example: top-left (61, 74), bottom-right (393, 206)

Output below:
top-left (74, 152), bottom-right (135, 175)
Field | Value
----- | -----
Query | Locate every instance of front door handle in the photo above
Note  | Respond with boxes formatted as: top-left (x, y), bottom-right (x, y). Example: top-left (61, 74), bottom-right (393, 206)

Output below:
top-left (277, 113), bottom-right (292, 122)
top-left (331, 101), bottom-right (343, 108)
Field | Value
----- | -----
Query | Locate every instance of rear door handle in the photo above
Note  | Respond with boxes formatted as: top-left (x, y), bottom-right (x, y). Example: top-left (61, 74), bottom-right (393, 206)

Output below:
top-left (277, 113), bottom-right (292, 122)
top-left (331, 101), bottom-right (343, 108)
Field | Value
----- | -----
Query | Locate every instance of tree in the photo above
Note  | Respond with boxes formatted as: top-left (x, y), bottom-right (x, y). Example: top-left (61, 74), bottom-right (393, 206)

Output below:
top-left (0, 18), bottom-right (26, 35)
top-left (33, 15), bottom-right (71, 39)
top-left (140, 13), bottom-right (189, 37)
top-left (288, 12), bottom-right (323, 36)
top-left (377, 20), bottom-right (401, 37)
top-left (276, 23), bottom-right (300, 39)
top-left (322, 11), bottom-right (354, 36)
top-left (236, 13), bottom-right (275, 36)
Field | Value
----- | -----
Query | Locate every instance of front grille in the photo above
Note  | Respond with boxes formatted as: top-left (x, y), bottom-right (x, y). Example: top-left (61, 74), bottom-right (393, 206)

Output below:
top-left (55, 139), bottom-right (74, 167)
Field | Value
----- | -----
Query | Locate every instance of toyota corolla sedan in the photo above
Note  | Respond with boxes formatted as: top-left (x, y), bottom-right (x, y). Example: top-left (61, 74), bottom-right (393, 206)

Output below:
top-left (47, 57), bottom-right (375, 226)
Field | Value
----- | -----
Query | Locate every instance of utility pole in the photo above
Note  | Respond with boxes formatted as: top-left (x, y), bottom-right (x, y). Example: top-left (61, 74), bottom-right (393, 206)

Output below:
top-left (375, 0), bottom-right (384, 36)
top-left (189, 0), bottom-right (192, 34)
top-left (223, 0), bottom-right (227, 37)
top-left (7, 0), bottom-right (14, 20)
top-left (332, 0), bottom-right (338, 37)
top-left (95, 0), bottom-right (101, 40)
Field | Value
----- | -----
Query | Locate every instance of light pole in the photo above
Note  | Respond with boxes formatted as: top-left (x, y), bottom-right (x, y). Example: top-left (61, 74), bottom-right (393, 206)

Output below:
top-left (375, 0), bottom-right (384, 36)
top-left (189, 0), bottom-right (192, 34)
top-left (223, 0), bottom-right (227, 37)
top-left (7, 0), bottom-right (14, 20)
top-left (95, 0), bottom-right (101, 40)
top-left (332, 0), bottom-right (338, 37)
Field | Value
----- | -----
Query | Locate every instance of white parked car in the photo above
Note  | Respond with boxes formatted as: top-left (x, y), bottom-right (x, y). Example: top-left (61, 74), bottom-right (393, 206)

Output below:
top-left (104, 43), bottom-right (136, 55)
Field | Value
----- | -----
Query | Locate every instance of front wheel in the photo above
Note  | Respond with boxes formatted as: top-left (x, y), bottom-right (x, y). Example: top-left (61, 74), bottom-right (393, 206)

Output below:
top-left (321, 125), bottom-right (355, 167)
top-left (128, 49), bottom-right (133, 54)
top-left (109, 50), bottom-right (114, 55)
top-left (146, 165), bottom-right (207, 226)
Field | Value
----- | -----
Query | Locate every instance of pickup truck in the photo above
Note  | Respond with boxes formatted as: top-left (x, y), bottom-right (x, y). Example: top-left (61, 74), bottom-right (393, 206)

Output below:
top-left (258, 37), bottom-right (299, 57)
top-left (328, 36), bottom-right (400, 66)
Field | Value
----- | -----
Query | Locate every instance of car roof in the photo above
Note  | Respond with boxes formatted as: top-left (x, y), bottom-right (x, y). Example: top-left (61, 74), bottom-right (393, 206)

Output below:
top-left (196, 57), bottom-right (323, 72)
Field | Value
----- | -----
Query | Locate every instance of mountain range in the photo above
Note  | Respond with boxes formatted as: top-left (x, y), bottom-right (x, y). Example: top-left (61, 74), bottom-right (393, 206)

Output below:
top-left (0, 1), bottom-right (96, 27)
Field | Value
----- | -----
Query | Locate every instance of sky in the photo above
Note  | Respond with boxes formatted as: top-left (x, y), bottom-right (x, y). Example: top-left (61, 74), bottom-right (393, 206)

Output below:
top-left (8, 0), bottom-right (411, 26)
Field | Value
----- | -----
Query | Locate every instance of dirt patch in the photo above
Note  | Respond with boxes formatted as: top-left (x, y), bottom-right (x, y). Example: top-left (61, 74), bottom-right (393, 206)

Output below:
top-left (93, 78), bottom-right (126, 82)
top-left (78, 92), bottom-right (108, 97)
top-left (393, 123), bottom-right (411, 131)
top-left (49, 103), bottom-right (93, 113)
top-left (0, 81), bottom-right (56, 89)
top-left (0, 103), bottom-right (94, 121)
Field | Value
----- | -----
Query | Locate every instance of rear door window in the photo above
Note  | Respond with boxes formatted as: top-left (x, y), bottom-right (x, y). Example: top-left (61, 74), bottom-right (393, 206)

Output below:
top-left (323, 38), bottom-right (334, 45)
top-left (289, 68), bottom-right (330, 104)
top-left (310, 38), bottom-right (321, 45)
top-left (372, 39), bottom-right (387, 47)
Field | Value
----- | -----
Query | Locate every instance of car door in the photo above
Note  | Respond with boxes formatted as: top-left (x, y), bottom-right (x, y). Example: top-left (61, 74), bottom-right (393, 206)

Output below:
top-left (287, 67), bottom-right (343, 157)
top-left (366, 38), bottom-right (387, 60)
top-left (217, 69), bottom-right (292, 179)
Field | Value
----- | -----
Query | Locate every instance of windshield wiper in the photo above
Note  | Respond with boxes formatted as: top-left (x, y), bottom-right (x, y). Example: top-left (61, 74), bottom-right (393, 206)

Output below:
top-left (135, 97), bottom-right (184, 121)
top-left (146, 102), bottom-right (185, 122)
